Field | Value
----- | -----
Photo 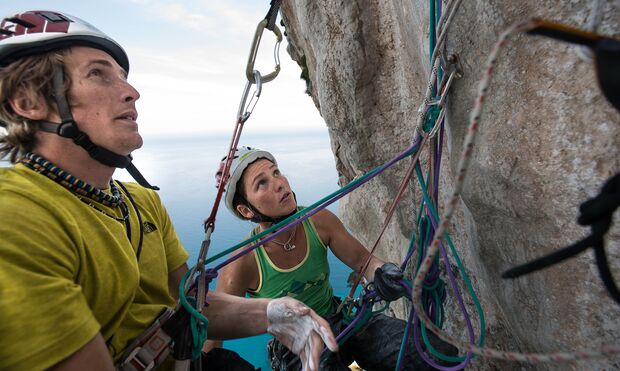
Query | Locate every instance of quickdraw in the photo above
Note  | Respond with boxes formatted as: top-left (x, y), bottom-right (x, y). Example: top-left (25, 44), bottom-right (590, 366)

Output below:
top-left (116, 1), bottom-right (284, 370)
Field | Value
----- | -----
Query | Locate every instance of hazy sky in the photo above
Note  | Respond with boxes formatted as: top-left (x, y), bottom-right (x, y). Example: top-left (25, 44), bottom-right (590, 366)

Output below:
top-left (1, 1), bottom-right (325, 137)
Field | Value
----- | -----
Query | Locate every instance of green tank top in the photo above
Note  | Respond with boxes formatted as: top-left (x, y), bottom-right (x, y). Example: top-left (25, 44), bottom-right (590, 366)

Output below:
top-left (248, 210), bottom-right (335, 317)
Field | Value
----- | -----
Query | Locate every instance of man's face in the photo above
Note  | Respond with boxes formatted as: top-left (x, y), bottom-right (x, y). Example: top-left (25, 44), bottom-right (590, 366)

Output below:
top-left (62, 46), bottom-right (142, 155)
top-left (240, 159), bottom-right (297, 218)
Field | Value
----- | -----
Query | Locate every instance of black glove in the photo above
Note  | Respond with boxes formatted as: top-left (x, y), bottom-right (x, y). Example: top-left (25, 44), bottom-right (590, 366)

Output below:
top-left (373, 262), bottom-right (406, 301)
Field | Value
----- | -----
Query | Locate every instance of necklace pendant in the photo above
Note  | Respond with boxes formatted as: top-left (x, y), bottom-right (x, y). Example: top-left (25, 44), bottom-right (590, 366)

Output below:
top-left (284, 243), bottom-right (296, 252)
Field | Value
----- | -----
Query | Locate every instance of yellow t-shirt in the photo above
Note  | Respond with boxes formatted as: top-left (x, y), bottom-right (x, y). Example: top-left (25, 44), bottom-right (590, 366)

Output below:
top-left (0, 164), bottom-right (189, 370)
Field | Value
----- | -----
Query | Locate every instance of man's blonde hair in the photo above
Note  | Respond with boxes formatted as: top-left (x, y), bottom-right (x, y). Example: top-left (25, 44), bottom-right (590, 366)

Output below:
top-left (0, 50), bottom-right (69, 163)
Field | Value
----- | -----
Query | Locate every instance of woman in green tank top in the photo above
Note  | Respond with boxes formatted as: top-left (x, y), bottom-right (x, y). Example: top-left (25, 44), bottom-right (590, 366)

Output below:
top-left (205, 147), bottom-right (458, 370)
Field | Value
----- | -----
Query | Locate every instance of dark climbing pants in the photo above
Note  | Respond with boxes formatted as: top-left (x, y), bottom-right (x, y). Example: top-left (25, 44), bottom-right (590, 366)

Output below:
top-left (267, 309), bottom-right (459, 371)
top-left (201, 348), bottom-right (256, 371)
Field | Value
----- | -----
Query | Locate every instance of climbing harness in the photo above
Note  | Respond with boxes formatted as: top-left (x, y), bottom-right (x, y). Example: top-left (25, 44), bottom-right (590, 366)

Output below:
top-left (118, 308), bottom-right (175, 371)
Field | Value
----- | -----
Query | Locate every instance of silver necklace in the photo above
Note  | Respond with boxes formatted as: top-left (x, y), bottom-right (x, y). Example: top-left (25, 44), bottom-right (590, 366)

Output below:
top-left (270, 224), bottom-right (297, 252)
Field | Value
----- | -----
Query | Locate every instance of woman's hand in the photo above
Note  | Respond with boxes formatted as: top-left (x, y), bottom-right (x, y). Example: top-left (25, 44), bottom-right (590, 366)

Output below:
top-left (266, 297), bottom-right (338, 371)
top-left (374, 262), bottom-right (406, 301)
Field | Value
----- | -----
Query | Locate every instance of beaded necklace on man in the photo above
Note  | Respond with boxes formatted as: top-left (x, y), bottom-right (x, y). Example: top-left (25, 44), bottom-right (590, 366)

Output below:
top-left (20, 152), bottom-right (145, 259)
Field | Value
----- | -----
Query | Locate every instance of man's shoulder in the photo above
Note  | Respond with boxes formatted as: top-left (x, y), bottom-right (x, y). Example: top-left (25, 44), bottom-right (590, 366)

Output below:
top-left (0, 165), bottom-right (56, 202)
top-left (0, 167), bottom-right (77, 228)
top-left (0, 164), bottom-right (23, 184)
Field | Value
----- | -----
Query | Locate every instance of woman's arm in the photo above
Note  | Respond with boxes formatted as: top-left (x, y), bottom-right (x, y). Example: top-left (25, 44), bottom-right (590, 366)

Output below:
top-left (203, 292), bottom-right (270, 339)
top-left (314, 209), bottom-right (407, 301)
top-left (175, 258), bottom-right (337, 370)
top-left (313, 209), bottom-right (385, 281)
top-left (214, 248), bottom-right (258, 297)
top-left (203, 293), bottom-right (338, 371)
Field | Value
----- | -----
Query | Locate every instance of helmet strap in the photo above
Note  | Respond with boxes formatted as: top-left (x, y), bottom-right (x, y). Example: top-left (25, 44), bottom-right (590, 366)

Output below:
top-left (33, 65), bottom-right (159, 190)
top-left (242, 192), bottom-right (298, 224)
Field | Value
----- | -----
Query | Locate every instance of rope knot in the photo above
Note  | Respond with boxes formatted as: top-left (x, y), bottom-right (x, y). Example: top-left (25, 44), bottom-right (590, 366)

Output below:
top-left (422, 105), bottom-right (441, 133)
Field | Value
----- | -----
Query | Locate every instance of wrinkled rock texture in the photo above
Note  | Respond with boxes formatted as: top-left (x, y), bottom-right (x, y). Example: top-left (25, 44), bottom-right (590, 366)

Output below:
top-left (280, 1), bottom-right (619, 370)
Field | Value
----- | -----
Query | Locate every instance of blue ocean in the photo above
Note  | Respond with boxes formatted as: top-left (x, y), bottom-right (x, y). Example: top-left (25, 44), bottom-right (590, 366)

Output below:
top-left (125, 130), bottom-right (353, 369)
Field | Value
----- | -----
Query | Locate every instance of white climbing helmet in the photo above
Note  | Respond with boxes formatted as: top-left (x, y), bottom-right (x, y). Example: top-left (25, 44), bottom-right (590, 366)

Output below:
top-left (0, 10), bottom-right (129, 70)
top-left (215, 146), bottom-right (277, 218)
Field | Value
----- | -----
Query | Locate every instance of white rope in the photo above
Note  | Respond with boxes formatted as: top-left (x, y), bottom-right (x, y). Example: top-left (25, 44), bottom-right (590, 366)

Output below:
top-left (414, 0), bottom-right (464, 135)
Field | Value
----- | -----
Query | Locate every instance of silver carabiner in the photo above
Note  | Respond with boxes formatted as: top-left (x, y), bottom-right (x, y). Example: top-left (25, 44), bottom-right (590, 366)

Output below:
top-left (246, 19), bottom-right (283, 84)
top-left (194, 223), bottom-right (216, 312)
top-left (237, 70), bottom-right (263, 122)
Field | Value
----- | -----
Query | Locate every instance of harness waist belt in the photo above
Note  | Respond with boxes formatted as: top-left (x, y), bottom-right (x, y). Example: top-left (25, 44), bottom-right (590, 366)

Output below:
top-left (118, 307), bottom-right (175, 371)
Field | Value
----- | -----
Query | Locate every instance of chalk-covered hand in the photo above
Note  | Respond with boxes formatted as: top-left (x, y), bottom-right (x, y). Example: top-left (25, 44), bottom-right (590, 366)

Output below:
top-left (374, 262), bottom-right (406, 301)
top-left (266, 297), bottom-right (338, 371)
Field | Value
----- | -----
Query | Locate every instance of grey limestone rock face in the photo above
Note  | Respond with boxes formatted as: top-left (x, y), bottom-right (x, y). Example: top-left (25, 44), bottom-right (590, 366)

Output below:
top-left (280, 1), bottom-right (619, 370)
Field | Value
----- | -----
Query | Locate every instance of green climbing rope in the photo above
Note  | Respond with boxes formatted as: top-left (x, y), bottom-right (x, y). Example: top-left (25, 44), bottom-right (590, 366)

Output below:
top-left (179, 270), bottom-right (209, 360)
top-left (414, 164), bottom-right (486, 361)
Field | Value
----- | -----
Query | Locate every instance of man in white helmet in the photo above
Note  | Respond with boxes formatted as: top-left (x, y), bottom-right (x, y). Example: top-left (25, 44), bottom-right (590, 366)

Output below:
top-left (208, 147), bottom-right (458, 370)
top-left (0, 10), bottom-right (336, 371)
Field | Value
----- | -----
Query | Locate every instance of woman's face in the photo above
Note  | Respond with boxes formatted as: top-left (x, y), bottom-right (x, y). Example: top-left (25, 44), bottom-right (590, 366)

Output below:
top-left (238, 158), bottom-right (296, 219)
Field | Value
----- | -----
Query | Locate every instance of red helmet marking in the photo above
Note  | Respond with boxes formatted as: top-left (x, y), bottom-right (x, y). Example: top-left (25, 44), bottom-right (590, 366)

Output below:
top-left (0, 11), bottom-right (70, 40)
top-left (20, 13), bottom-right (45, 34)
top-left (44, 20), bottom-right (70, 33)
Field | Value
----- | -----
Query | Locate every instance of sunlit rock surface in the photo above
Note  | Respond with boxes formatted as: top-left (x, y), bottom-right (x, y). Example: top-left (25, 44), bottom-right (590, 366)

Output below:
top-left (280, 1), bottom-right (619, 370)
